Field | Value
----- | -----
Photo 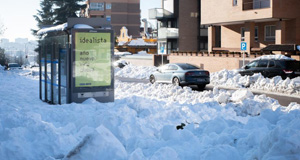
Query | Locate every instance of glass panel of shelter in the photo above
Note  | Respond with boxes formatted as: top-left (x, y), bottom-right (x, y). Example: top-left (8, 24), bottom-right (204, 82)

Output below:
top-left (40, 35), bottom-right (68, 105)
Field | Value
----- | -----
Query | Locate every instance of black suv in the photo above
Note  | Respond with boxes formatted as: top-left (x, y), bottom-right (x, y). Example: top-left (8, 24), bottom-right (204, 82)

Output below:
top-left (239, 59), bottom-right (300, 79)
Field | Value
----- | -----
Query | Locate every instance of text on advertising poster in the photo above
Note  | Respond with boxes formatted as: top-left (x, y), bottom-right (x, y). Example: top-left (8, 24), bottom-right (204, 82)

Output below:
top-left (75, 32), bottom-right (111, 87)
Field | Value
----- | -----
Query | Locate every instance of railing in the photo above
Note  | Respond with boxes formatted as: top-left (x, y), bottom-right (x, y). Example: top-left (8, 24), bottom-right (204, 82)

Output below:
top-left (149, 8), bottom-right (174, 20)
top-left (158, 28), bottom-right (179, 39)
top-left (243, 0), bottom-right (270, 10)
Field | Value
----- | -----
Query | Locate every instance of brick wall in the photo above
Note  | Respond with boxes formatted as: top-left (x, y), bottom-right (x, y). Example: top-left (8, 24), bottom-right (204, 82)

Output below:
top-left (169, 52), bottom-right (256, 72)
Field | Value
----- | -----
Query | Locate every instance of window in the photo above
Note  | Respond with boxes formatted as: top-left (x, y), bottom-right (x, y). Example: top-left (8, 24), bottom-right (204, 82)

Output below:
top-left (168, 65), bottom-right (178, 70)
top-left (257, 60), bottom-right (268, 67)
top-left (265, 25), bottom-right (275, 41)
top-left (241, 27), bottom-right (245, 41)
top-left (89, 3), bottom-right (104, 11)
top-left (255, 26), bottom-right (258, 41)
top-left (106, 16), bottom-right (111, 22)
top-left (268, 61), bottom-right (275, 68)
top-left (247, 61), bottom-right (258, 68)
top-left (233, 0), bottom-right (238, 6)
top-left (106, 3), bottom-right (111, 10)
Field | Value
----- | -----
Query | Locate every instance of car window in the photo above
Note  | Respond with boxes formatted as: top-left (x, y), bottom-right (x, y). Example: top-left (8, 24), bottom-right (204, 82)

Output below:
top-left (168, 65), bottom-right (178, 70)
top-left (246, 61), bottom-right (258, 68)
top-left (268, 61), bottom-right (275, 68)
top-left (257, 60), bottom-right (268, 68)
top-left (177, 64), bottom-right (199, 70)
top-left (160, 65), bottom-right (169, 71)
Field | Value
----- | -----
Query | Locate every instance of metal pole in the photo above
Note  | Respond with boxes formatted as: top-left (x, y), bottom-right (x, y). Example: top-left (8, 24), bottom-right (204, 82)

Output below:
top-left (243, 51), bottom-right (245, 66)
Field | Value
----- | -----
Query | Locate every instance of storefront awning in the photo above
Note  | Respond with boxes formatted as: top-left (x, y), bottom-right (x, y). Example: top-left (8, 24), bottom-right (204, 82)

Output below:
top-left (262, 44), bottom-right (299, 52)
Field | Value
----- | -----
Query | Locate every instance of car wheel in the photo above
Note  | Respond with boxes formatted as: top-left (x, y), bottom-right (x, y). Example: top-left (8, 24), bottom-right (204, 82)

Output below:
top-left (150, 75), bottom-right (155, 84)
top-left (197, 84), bottom-right (206, 90)
top-left (172, 77), bottom-right (180, 86)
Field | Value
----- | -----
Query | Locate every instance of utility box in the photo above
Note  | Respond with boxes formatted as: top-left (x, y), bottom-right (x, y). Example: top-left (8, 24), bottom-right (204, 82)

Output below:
top-left (38, 18), bottom-right (114, 104)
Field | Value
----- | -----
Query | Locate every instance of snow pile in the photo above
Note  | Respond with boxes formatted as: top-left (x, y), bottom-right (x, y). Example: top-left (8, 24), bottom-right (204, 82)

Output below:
top-left (251, 76), bottom-right (300, 95)
top-left (115, 64), bottom-right (157, 79)
top-left (211, 69), bottom-right (300, 95)
top-left (118, 41), bottom-right (127, 46)
top-left (254, 55), bottom-right (295, 61)
top-left (114, 52), bottom-right (132, 56)
top-left (137, 50), bottom-right (149, 55)
top-left (1, 70), bottom-right (300, 159)
top-left (128, 39), bottom-right (156, 46)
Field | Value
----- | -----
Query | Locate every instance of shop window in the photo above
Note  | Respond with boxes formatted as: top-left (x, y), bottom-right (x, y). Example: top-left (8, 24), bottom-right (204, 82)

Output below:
top-left (106, 3), bottom-right (111, 10)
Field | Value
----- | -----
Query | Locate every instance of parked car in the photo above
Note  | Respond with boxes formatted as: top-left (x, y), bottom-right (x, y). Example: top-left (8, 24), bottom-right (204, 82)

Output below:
top-left (7, 63), bottom-right (22, 70)
top-left (239, 59), bottom-right (300, 79)
top-left (150, 63), bottom-right (210, 89)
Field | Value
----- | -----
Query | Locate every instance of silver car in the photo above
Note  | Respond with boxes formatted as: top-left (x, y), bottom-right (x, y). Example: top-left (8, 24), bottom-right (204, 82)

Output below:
top-left (150, 63), bottom-right (210, 89)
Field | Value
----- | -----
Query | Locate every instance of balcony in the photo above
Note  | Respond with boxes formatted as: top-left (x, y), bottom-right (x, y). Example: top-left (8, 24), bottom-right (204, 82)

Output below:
top-left (158, 28), bottom-right (179, 39)
top-left (243, 0), bottom-right (270, 10)
top-left (149, 8), bottom-right (174, 20)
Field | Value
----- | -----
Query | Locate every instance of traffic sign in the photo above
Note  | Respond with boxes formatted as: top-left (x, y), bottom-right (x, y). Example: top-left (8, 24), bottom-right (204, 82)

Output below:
top-left (160, 46), bottom-right (164, 54)
top-left (241, 42), bottom-right (247, 51)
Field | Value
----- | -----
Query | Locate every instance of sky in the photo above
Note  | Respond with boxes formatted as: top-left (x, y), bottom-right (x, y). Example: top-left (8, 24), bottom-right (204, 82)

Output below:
top-left (0, 0), bottom-right (161, 42)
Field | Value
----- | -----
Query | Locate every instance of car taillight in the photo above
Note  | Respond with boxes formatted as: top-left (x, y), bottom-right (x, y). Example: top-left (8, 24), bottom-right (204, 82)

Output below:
top-left (185, 72), bottom-right (193, 76)
top-left (205, 71), bottom-right (210, 76)
top-left (283, 70), bottom-right (293, 74)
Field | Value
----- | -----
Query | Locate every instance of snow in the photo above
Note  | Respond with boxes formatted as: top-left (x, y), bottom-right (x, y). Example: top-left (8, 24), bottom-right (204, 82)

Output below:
top-left (114, 64), bottom-right (300, 96)
top-left (210, 69), bottom-right (300, 95)
top-left (73, 24), bottom-right (93, 29)
top-left (1, 66), bottom-right (300, 160)
top-left (254, 55), bottom-right (295, 61)
top-left (127, 39), bottom-right (156, 46)
top-left (115, 63), bottom-right (157, 79)
top-left (37, 23), bottom-right (68, 35)
top-left (114, 52), bottom-right (132, 56)
top-left (37, 24), bottom-right (94, 35)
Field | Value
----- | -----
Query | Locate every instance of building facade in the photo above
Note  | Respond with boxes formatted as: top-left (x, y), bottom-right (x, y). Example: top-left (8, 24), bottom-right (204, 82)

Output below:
top-left (149, 0), bottom-right (207, 54)
top-left (86, 0), bottom-right (141, 38)
top-left (201, 0), bottom-right (300, 54)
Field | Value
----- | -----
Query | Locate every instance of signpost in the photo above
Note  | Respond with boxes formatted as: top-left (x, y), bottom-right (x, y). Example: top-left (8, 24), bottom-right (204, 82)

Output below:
top-left (160, 45), bottom-right (165, 66)
top-left (241, 42), bottom-right (247, 66)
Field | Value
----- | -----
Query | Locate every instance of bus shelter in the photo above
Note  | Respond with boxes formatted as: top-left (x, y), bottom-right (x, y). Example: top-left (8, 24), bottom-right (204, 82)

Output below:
top-left (37, 18), bottom-right (114, 104)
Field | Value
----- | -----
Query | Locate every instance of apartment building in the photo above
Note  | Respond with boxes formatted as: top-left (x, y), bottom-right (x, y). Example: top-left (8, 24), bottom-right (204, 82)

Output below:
top-left (149, 0), bottom-right (208, 54)
top-left (86, 0), bottom-right (141, 38)
top-left (201, 0), bottom-right (300, 54)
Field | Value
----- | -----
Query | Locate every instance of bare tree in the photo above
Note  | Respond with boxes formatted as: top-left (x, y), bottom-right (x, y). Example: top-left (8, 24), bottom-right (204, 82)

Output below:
top-left (0, 20), bottom-right (6, 35)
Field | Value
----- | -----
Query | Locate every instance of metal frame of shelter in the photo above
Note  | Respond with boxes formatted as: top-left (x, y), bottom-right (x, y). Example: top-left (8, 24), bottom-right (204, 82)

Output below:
top-left (38, 18), bottom-right (114, 104)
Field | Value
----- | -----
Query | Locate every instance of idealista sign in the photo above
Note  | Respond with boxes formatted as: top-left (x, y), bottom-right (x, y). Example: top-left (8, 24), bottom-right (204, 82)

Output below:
top-left (71, 29), bottom-right (114, 103)
top-left (74, 32), bottom-right (111, 87)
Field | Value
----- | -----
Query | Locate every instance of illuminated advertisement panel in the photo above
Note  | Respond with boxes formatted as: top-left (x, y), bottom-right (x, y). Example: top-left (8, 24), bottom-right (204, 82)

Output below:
top-left (74, 32), bottom-right (111, 87)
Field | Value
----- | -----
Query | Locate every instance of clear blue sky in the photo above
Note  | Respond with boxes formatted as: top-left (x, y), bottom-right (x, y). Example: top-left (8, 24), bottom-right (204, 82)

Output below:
top-left (0, 0), bottom-right (161, 42)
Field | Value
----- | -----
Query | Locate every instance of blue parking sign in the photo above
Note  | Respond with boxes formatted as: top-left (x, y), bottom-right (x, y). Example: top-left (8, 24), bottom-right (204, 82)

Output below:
top-left (241, 42), bottom-right (247, 51)
top-left (160, 46), bottom-right (164, 53)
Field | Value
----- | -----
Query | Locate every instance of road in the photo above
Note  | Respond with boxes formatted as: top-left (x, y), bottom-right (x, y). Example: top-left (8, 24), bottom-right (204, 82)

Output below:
top-left (116, 77), bottom-right (300, 106)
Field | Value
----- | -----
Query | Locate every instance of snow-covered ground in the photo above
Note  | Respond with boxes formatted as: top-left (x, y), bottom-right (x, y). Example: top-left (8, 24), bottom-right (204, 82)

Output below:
top-left (1, 66), bottom-right (300, 160)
